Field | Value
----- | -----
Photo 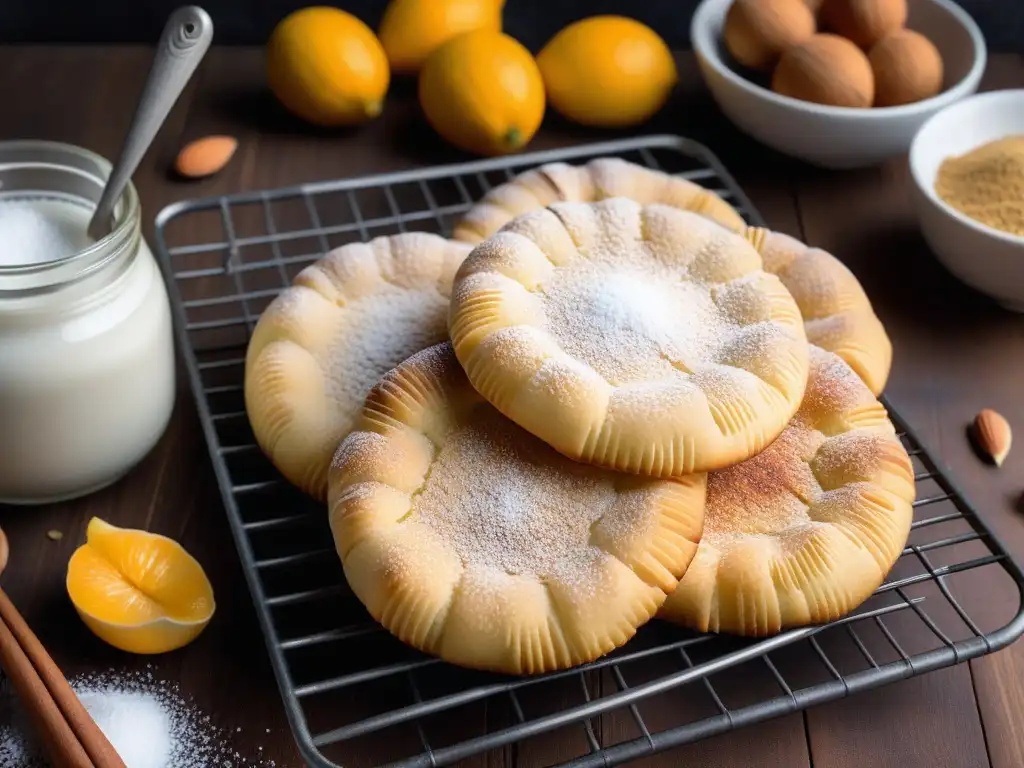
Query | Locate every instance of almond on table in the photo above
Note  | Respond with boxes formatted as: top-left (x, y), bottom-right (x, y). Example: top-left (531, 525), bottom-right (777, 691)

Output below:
top-left (174, 135), bottom-right (238, 178)
top-left (973, 408), bottom-right (1012, 467)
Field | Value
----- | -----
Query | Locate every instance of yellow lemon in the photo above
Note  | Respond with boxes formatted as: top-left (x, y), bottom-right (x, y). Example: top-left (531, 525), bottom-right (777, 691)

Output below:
top-left (537, 16), bottom-right (678, 128)
top-left (379, 0), bottom-right (505, 75)
top-left (419, 30), bottom-right (545, 157)
top-left (266, 6), bottom-right (390, 127)
top-left (66, 518), bottom-right (215, 655)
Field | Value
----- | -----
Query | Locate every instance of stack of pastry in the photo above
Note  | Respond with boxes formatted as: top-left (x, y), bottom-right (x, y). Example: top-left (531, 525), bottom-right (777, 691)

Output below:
top-left (244, 158), bottom-right (915, 676)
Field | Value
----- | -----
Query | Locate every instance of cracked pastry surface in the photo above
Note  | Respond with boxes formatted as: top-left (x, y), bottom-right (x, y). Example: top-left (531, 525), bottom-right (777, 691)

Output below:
top-left (244, 232), bottom-right (472, 501)
top-left (449, 197), bottom-right (810, 477)
top-left (453, 157), bottom-right (892, 395)
top-left (658, 346), bottom-right (915, 637)
top-left (328, 342), bottom-right (706, 675)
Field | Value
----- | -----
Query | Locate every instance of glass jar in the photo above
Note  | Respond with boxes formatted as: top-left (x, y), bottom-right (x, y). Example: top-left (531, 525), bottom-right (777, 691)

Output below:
top-left (0, 141), bottom-right (176, 504)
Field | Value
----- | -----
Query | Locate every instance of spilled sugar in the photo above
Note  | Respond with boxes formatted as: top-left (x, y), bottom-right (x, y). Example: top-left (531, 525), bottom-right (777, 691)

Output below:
top-left (0, 667), bottom-right (276, 768)
top-left (74, 690), bottom-right (171, 768)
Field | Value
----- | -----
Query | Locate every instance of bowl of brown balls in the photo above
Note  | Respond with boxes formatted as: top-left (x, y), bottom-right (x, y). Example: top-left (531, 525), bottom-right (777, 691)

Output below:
top-left (690, 0), bottom-right (987, 169)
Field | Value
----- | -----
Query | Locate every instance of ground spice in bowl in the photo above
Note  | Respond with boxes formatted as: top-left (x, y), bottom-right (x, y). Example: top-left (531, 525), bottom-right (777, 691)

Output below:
top-left (934, 135), bottom-right (1024, 236)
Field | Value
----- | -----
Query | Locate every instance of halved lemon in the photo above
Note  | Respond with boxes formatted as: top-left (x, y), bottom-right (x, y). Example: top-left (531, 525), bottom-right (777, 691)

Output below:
top-left (66, 517), bottom-right (216, 655)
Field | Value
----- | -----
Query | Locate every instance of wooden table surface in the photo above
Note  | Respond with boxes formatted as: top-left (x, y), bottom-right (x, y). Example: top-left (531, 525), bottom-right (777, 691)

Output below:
top-left (2, 45), bottom-right (1024, 768)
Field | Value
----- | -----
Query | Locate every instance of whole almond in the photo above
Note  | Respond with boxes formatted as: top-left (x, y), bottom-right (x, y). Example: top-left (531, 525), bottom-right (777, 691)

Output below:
top-left (973, 408), bottom-right (1012, 467)
top-left (772, 34), bottom-right (875, 109)
top-left (175, 135), bottom-right (238, 179)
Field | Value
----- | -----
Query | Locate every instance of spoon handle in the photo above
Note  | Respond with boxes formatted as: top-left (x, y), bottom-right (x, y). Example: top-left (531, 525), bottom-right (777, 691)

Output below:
top-left (88, 6), bottom-right (214, 241)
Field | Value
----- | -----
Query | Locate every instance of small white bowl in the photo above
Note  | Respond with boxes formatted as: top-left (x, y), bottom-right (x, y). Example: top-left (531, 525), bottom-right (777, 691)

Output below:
top-left (690, 0), bottom-right (987, 169)
top-left (909, 90), bottom-right (1024, 312)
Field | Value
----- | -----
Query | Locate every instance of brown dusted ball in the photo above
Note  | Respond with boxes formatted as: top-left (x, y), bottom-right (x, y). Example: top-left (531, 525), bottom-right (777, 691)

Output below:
top-left (819, 0), bottom-right (908, 49)
top-left (772, 33), bottom-right (875, 108)
top-left (724, 0), bottom-right (817, 71)
top-left (869, 29), bottom-right (944, 106)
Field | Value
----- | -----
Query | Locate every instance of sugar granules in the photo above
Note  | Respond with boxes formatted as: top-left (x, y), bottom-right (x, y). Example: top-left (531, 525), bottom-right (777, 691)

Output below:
top-left (0, 666), bottom-right (277, 767)
top-left (74, 689), bottom-right (171, 768)
top-left (0, 200), bottom-right (92, 267)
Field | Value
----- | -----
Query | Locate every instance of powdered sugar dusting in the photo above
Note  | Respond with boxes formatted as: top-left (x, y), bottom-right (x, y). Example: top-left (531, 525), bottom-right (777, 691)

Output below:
top-left (703, 347), bottom-right (886, 545)
top-left (704, 423), bottom-right (821, 542)
top-left (541, 265), bottom-right (736, 383)
top-left (713, 273), bottom-right (776, 324)
top-left (572, 271), bottom-right (676, 342)
top-left (327, 286), bottom-right (449, 410)
top-left (520, 200), bottom-right (795, 386)
top-left (797, 346), bottom-right (870, 419)
top-left (410, 405), bottom-right (626, 583)
top-left (776, 247), bottom-right (865, 317)
top-left (812, 431), bottom-right (892, 481)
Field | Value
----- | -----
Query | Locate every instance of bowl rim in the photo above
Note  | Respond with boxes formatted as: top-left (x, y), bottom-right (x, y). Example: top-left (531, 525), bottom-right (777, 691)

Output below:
top-left (909, 88), bottom-right (1024, 247)
top-left (690, 0), bottom-right (988, 119)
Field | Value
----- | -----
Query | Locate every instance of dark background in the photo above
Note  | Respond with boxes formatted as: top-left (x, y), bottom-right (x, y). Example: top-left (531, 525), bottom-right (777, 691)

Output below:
top-left (0, 0), bottom-right (1021, 51)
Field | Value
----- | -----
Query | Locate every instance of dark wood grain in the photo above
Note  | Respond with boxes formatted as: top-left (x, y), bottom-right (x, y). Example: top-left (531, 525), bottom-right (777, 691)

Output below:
top-left (785, 54), bottom-right (1024, 768)
top-left (2, 44), bottom-right (1024, 768)
top-left (0, 46), bottom-right (299, 768)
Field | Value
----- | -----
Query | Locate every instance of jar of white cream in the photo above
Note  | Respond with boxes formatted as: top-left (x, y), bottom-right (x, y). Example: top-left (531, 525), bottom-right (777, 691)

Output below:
top-left (0, 140), bottom-right (176, 504)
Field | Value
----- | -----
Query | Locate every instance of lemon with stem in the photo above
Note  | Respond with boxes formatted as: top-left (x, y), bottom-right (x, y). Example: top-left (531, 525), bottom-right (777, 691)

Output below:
top-left (267, 6), bottom-right (390, 127)
top-left (418, 30), bottom-right (545, 157)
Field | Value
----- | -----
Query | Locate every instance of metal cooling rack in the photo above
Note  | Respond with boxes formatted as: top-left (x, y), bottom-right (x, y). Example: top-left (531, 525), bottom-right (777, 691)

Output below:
top-left (153, 135), bottom-right (1024, 768)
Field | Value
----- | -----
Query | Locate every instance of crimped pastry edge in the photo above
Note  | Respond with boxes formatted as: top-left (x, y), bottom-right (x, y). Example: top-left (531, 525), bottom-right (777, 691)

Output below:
top-left (244, 232), bottom-right (472, 500)
top-left (328, 342), bottom-right (708, 675)
top-left (449, 198), bottom-right (812, 477)
top-left (657, 346), bottom-right (915, 637)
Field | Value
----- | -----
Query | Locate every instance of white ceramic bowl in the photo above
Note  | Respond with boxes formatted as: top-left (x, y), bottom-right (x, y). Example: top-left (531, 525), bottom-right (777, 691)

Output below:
top-left (909, 90), bottom-right (1024, 312)
top-left (690, 0), bottom-right (987, 169)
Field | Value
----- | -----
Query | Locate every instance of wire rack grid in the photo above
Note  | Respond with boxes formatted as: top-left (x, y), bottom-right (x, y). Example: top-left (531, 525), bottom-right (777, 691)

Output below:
top-left (153, 135), bottom-right (1024, 768)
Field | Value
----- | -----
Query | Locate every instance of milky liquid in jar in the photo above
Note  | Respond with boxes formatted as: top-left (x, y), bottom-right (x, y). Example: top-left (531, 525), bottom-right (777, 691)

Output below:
top-left (0, 141), bottom-right (176, 504)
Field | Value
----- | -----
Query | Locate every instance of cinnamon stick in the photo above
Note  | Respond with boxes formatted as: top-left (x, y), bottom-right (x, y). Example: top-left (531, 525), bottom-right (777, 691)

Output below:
top-left (0, 588), bottom-right (126, 768)
top-left (0, 602), bottom-right (93, 768)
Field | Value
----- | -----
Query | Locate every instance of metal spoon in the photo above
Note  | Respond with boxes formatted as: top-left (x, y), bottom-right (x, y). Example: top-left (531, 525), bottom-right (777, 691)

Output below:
top-left (87, 6), bottom-right (214, 241)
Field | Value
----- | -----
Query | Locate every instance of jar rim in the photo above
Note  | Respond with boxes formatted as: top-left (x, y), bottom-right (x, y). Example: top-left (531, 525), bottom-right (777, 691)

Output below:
top-left (0, 140), bottom-right (141, 294)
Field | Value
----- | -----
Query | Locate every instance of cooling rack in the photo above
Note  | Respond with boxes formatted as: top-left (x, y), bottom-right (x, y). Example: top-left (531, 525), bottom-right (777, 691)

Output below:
top-left (153, 135), bottom-right (1024, 768)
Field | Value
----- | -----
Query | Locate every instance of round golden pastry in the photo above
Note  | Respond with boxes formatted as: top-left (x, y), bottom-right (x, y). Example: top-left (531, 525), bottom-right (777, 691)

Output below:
top-left (245, 232), bottom-right (472, 501)
top-left (329, 342), bottom-right (707, 675)
top-left (658, 345), bottom-right (915, 637)
top-left (452, 157), bottom-right (747, 244)
top-left (741, 227), bottom-right (891, 395)
top-left (449, 197), bottom-right (811, 477)
top-left (452, 157), bottom-right (892, 396)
